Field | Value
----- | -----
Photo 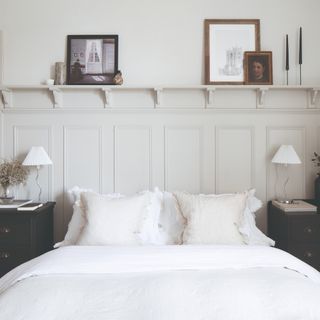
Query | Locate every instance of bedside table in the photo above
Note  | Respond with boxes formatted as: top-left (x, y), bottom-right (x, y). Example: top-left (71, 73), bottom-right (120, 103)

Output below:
top-left (268, 201), bottom-right (320, 271)
top-left (0, 202), bottom-right (55, 277)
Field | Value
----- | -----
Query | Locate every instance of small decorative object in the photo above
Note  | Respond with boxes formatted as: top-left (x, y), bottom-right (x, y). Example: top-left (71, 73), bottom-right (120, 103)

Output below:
top-left (311, 152), bottom-right (320, 203)
top-left (22, 146), bottom-right (53, 202)
top-left (299, 27), bottom-right (302, 85)
top-left (204, 19), bottom-right (260, 84)
top-left (271, 145), bottom-right (301, 203)
top-left (67, 35), bottom-right (118, 85)
top-left (46, 79), bottom-right (54, 86)
top-left (55, 62), bottom-right (66, 85)
top-left (244, 51), bottom-right (273, 85)
top-left (113, 70), bottom-right (123, 85)
top-left (0, 159), bottom-right (30, 204)
top-left (285, 34), bottom-right (289, 85)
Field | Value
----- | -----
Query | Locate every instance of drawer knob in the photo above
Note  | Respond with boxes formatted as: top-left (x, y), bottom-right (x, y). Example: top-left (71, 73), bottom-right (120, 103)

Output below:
top-left (304, 227), bottom-right (313, 234)
top-left (0, 226), bottom-right (11, 234)
top-left (0, 252), bottom-right (10, 259)
top-left (304, 251), bottom-right (313, 258)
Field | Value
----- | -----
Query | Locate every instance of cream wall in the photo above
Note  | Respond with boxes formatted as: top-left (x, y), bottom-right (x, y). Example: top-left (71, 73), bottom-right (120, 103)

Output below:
top-left (0, 0), bottom-right (319, 85)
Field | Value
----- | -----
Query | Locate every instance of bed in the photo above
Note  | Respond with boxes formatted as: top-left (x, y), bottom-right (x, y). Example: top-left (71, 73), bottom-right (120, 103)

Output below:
top-left (0, 188), bottom-right (319, 319)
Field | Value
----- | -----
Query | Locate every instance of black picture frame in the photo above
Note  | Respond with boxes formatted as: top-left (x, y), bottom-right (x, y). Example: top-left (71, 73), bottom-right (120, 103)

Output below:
top-left (66, 35), bottom-right (118, 85)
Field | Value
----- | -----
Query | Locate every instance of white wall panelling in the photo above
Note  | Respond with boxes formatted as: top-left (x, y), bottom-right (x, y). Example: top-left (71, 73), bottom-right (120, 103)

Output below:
top-left (1, 91), bottom-right (320, 240)
top-left (63, 126), bottom-right (103, 225)
top-left (114, 126), bottom-right (152, 194)
top-left (12, 125), bottom-right (52, 201)
top-left (215, 127), bottom-right (254, 194)
top-left (266, 127), bottom-right (306, 201)
top-left (164, 126), bottom-right (203, 193)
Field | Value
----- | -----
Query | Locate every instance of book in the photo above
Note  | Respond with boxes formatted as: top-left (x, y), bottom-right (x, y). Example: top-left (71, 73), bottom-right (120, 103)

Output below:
top-left (17, 203), bottom-right (44, 211)
top-left (0, 199), bottom-right (32, 209)
top-left (272, 200), bottom-right (317, 212)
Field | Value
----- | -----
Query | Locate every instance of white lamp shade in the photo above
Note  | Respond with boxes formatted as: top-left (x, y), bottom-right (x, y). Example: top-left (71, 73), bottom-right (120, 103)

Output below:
top-left (22, 146), bottom-right (53, 166)
top-left (271, 145), bottom-right (301, 164)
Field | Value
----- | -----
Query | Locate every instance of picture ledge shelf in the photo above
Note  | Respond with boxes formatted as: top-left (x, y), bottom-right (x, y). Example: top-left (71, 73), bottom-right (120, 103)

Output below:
top-left (0, 84), bottom-right (320, 110)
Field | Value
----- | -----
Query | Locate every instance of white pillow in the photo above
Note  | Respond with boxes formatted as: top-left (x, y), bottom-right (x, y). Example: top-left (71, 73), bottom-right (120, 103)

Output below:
top-left (76, 191), bottom-right (156, 245)
top-left (154, 187), bottom-right (186, 244)
top-left (239, 189), bottom-right (275, 246)
top-left (54, 186), bottom-right (122, 248)
top-left (174, 191), bottom-right (248, 245)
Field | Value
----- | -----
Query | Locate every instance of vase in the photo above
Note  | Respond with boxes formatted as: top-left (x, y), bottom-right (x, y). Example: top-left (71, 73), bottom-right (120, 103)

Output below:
top-left (315, 175), bottom-right (320, 205)
top-left (0, 186), bottom-right (14, 204)
top-left (54, 62), bottom-right (66, 85)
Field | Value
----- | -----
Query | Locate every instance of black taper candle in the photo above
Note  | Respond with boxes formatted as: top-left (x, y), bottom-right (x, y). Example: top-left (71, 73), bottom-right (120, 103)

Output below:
top-left (299, 27), bottom-right (302, 65)
top-left (286, 34), bottom-right (289, 71)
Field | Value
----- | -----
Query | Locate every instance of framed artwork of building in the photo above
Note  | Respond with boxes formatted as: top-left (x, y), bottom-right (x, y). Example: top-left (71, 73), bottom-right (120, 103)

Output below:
top-left (66, 35), bottom-right (118, 85)
top-left (204, 19), bottom-right (260, 85)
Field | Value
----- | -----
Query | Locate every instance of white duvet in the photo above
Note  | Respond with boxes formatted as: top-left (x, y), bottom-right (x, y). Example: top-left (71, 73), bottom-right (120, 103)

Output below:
top-left (0, 245), bottom-right (320, 320)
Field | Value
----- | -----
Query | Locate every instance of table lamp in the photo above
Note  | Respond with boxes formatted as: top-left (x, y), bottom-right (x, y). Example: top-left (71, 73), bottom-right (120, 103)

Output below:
top-left (271, 144), bottom-right (301, 203)
top-left (22, 146), bottom-right (52, 202)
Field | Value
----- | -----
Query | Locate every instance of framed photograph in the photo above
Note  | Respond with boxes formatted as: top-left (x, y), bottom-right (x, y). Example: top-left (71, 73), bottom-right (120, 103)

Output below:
top-left (244, 51), bottom-right (273, 85)
top-left (67, 35), bottom-right (118, 85)
top-left (204, 19), bottom-right (260, 85)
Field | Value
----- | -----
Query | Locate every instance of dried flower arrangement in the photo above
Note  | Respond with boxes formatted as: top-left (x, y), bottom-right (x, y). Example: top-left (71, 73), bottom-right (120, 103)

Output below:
top-left (312, 152), bottom-right (320, 176)
top-left (0, 159), bottom-right (30, 199)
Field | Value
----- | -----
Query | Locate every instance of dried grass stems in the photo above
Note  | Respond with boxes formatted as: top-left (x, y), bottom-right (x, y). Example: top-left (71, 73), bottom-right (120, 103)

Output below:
top-left (312, 152), bottom-right (320, 176)
top-left (0, 159), bottom-right (30, 191)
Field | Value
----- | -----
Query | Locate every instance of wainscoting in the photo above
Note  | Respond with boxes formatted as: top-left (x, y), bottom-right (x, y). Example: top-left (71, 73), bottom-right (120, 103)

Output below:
top-left (1, 86), bottom-right (319, 241)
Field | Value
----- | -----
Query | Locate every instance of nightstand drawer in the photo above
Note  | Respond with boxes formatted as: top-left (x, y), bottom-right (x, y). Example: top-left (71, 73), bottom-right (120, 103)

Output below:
top-left (0, 218), bottom-right (30, 245)
top-left (289, 244), bottom-right (320, 269)
top-left (289, 217), bottom-right (320, 243)
top-left (0, 246), bottom-right (31, 269)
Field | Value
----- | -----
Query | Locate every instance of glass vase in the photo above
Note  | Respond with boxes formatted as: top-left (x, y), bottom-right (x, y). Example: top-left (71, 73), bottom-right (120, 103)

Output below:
top-left (0, 186), bottom-right (14, 204)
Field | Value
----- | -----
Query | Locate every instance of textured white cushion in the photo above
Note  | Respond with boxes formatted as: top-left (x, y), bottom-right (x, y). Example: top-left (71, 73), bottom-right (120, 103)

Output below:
top-left (54, 186), bottom-right (122, 248)
top-left (239, 189), bottom-right (275, 246)
top-left (76, 191), bottom-right (154, 245)
top-left (154, 187), bottom-right (186, 244)
top-left (174, 192), bottom-right (248, 245)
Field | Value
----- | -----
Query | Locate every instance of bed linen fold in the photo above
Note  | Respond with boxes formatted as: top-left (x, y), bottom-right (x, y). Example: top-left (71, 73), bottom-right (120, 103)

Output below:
top-left (1, 245), bottom-right (319, 294)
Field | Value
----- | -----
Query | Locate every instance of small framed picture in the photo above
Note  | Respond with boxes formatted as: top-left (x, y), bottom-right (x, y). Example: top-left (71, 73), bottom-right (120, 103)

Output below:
top-left (204, 19), bottom-right (260, 85)
top-left (67, 35), bottom-right (118, 85)
top-left (244, 51), bottom-right (273, 85)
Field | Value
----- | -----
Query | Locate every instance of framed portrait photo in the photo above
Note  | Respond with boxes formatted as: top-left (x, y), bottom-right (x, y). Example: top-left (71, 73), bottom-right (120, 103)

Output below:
top-left (204, 19), bottom-right (260, 85)
top-left (67, 35), bottom-right (118, 85)
top-left (244, 51), bottom-right (273, 85)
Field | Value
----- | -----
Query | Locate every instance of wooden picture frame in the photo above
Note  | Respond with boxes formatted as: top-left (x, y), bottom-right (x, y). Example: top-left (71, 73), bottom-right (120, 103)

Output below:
top-left (67, 35), bottom-right (118, 85)
top-left (244, 51), bottom-right (273, 85)
top-left (204, 19), bottom-right (260, 85)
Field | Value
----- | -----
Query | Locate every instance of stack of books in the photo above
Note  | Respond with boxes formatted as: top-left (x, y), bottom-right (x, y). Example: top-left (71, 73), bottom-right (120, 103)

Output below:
top-left (272, 200), bottom-right (317, 212)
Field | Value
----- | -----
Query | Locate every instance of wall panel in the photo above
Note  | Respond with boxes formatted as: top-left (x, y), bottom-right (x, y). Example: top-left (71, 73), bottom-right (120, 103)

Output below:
top-left (13, 125), bottom-right (52, 201)
top-left (114, 126), bottom-right (151, 194)
top-left (216, 126), bottom-right (254, 193)
top-left (266, 127), bottom-right (306, 200)
top-left (165, 126), bottom-right (202, 193)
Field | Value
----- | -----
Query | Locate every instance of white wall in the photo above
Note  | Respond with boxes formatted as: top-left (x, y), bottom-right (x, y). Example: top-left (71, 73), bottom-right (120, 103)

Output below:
top-left (0, 0), bottom-right (320, 85)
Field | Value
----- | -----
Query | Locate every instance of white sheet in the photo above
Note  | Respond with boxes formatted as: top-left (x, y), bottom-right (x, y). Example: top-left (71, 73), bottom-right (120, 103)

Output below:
top-left (1, 245), bottom-right (320, 320)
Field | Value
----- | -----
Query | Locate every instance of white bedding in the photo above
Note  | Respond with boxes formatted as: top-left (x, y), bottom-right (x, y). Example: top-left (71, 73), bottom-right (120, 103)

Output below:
top-left (1, 245), bottom-right (320, 319)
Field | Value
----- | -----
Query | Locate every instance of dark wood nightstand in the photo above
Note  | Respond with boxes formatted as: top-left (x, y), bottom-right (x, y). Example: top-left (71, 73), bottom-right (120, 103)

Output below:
top-left (0, 202), bottom-right (55, 277)
top-left (268, 200), bottom-right (320, 271)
